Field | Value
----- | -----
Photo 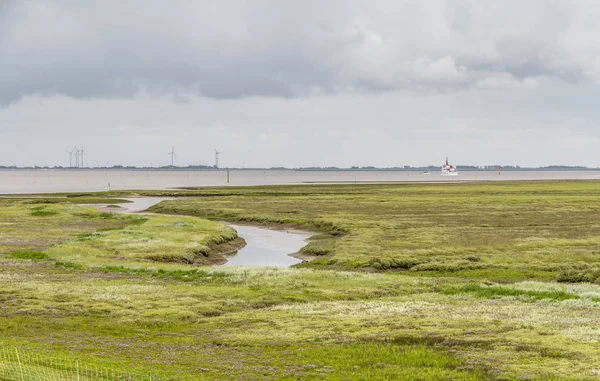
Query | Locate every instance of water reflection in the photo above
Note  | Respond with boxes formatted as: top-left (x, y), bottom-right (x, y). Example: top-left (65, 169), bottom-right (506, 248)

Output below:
top-left (120, 197), bottom-right (171, 213)
top-left (224, 224), bottom-right (312, 267)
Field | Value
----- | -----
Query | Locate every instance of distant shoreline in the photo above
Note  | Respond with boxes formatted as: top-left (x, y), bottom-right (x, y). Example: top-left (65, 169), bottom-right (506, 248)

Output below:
top-left (0, 169), bottom-right (598, 195)
top-left (0, 167), bottom-right (598, 172)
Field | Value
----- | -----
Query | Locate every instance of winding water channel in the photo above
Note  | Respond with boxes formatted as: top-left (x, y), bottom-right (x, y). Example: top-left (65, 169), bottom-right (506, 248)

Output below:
top-left (223, 224), bottom-right (311, 267)
top-left (108, 197), bottom-right (312, 267)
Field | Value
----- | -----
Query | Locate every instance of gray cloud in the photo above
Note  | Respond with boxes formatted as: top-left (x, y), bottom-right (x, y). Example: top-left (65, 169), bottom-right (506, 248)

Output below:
top-left (2, 1), bottom-right (600, 169)
top-left (2, 0), bottom-right (600, 105)
top-left (2, 80), bottom-right (600, 168)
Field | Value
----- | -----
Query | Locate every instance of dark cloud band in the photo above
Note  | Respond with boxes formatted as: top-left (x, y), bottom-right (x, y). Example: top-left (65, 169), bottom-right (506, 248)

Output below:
top-left (0, 0), bottom-right (597, 105)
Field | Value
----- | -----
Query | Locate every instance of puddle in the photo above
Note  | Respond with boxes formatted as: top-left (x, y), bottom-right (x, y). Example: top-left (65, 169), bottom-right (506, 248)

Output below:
top-left (224, 224), bottom-right (312, 267)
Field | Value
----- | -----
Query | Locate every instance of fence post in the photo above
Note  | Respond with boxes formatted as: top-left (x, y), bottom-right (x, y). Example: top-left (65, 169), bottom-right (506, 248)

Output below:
top-left (14, 348), bottom-right (25, 381)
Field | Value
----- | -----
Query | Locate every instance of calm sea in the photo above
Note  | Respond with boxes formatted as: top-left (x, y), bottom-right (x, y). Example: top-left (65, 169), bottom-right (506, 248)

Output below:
top-left (0, 169), bottom-right (599, 194)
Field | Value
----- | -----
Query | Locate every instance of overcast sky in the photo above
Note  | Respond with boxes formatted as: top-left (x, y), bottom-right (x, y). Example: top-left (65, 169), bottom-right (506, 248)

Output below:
top-left (1, 0), bottom-right (600, 168)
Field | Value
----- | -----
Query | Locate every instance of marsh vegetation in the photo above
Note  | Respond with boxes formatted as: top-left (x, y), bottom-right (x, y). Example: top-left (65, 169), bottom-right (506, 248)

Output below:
top-left (148, 182), bottom-right (600, 281)
top-left (1, 182), bottom-right (600, 380)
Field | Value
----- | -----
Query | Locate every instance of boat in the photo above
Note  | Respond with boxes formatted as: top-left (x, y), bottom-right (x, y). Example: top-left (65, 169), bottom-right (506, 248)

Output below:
top-left (441, 157), bottom-right (458, 176)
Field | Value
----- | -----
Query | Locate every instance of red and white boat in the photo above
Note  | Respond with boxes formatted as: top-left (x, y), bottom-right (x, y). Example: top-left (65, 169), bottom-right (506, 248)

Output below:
top-left (441, 157), bottom-right (458, 176)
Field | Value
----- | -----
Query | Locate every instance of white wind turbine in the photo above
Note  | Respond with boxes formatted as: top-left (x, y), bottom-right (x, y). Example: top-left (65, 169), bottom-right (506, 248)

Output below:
top-left (66, 150), bottom-right (74, 168)
top-left (168, 146), bottom-right (177, 166)
top-left (214, 149), bottom-right (221, 168)
top-left (74, 147), bottom-right (80, 168)
top-left (78, 147), bottom-right (86, 168)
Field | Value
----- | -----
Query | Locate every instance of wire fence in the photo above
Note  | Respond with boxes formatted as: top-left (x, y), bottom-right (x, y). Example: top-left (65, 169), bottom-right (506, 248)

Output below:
top-left (0, 347), bottom-right (159, 381)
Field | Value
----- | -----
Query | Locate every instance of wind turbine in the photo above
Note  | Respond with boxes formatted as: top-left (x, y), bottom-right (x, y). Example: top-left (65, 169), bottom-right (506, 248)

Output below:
top-left (168, 146), bottom-right (177, 166)
top-left (214, 149), bottom-right (221, 168)
top-left (66, 150), bottom-right (74, 168)
top-left (74, 147), bottom-right (80, 168)
top-left (79, 147), bottom-right (85, 168)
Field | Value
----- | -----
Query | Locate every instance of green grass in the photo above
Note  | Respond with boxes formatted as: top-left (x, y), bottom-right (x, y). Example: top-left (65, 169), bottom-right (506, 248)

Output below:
top-left (291, 343), bottom-right (486, 380)
top-left (2, 182), bottom-right (600, 379)
top-left (557, 267), bottom-right (600, 284)
top-left (443, 283), bottom-right (579, 301)
top-left (46, 213), bottom-right (239, 268)
top-left (8, 250), bottom-right (49, 261)
top-left (2, 262), bottom-right (598, 380)
top-left (0, 200), bottom-right (131, 254)
top-left (21, 197), bottom-right (131, 205)
top-left (30, 209), bottom-right (59, 217)
top-left (0, 342), bottom-right (484, 381)
top-left (145, 181), bottom-right (600, 280)
top-left (0, 199), bottom-right (239, 269)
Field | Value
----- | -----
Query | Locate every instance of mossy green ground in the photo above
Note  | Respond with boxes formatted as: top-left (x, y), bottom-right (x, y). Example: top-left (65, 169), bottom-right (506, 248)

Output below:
top-left (148, 182), bottom-right (600, 281)
top-left (1, 182), bottom-right (600, 380)
top-left (46, 211), bottom-right (238, 267)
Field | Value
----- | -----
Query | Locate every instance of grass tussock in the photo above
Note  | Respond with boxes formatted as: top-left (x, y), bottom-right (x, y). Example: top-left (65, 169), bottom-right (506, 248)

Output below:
top-left (8, 250), bottom-right (49, 261)
top-left (443, 283), bottom-right (579, 301)
top-left (558, 267), bottom-right (600, 284)
top-left (29, 206), bottom-right (59, 217)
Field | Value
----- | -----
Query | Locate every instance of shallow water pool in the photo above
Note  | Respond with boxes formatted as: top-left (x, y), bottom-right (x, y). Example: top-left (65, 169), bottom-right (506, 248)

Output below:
top-left (224, 224), bottom-right (312, 267)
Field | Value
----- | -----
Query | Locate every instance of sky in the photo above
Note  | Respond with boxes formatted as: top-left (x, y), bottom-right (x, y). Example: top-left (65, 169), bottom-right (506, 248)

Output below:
top-left (1, 0), bottom-right (600, 168)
